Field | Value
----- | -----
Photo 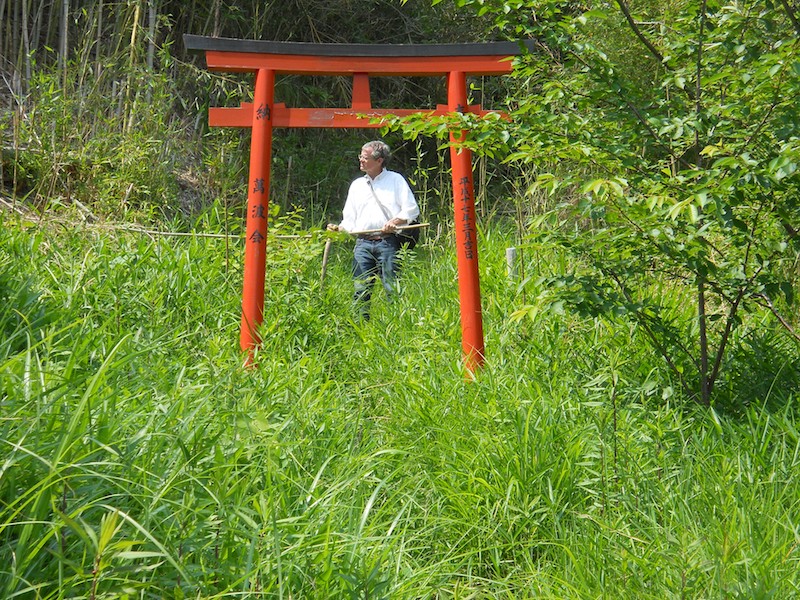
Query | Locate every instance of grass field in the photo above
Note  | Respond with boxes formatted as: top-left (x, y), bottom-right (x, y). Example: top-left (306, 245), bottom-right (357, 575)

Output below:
top-left (2, 211), bottom-right (799, 598)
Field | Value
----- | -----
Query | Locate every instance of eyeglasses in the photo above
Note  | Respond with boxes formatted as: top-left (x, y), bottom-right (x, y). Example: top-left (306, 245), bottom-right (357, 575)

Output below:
top-left (358, 154), bottom-right (374, 161)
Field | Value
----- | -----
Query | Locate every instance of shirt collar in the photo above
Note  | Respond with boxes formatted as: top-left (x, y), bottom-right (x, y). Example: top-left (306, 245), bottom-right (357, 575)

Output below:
top-left (365, 168), bottom-right (387, 183)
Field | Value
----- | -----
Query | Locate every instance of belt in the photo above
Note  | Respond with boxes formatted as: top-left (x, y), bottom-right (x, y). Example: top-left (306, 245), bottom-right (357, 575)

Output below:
top-left (358, 234), bottom-right (387, 241)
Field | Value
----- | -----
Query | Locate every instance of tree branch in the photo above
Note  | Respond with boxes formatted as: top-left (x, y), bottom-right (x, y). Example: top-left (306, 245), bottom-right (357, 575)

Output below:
top-left (778, 0), bottom-right (800, 36)
top-left (566, 53), bottom-right (696, 171)
top-left (757, 293), bottom-right (800, 343)
top-left (708, 291), bottom-right (743, 396)
top-left (614, 0), bottom-right (696, 103)
top-left (615, 0), bottom-right (666, 65)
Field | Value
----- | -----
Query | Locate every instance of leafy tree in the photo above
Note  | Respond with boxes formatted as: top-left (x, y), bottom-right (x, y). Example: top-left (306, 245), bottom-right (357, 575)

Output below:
top-left (411, 0), bottom-right (800, 405)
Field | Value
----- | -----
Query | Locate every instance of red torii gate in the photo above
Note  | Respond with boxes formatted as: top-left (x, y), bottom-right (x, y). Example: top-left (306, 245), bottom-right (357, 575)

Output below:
top-left (184, 35), bottom-right (531, 372)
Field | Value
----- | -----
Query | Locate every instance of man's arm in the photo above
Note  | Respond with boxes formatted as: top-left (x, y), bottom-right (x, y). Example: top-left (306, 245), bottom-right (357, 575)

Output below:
top-left (329, 181), bottom-right (359, 232)
top-left (396, 174), bottom-right (419, 224)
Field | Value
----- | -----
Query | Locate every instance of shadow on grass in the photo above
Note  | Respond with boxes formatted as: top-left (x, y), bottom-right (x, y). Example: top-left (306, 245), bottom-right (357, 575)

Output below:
top-left (714, 329), bottom-right (800, 416)
top-left (0, 271), bottom-right (54, 358)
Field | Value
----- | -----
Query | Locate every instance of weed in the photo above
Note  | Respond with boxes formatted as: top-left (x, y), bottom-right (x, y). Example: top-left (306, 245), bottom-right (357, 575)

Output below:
top-left (1, 211), bottom-right (799, 598)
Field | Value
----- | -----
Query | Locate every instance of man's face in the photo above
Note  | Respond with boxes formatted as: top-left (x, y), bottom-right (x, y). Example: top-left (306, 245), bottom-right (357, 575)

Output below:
top-left (359, 148), bottom-right (383, 177)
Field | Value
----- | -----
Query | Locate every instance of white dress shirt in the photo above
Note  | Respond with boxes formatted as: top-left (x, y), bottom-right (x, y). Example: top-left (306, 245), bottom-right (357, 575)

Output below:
top-left (338, 169), bottom-right (419, 233)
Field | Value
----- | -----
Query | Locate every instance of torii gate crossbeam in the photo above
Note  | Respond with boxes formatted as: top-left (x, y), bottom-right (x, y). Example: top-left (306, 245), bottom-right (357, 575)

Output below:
top-left (184, 35), bottom-right (532, 373)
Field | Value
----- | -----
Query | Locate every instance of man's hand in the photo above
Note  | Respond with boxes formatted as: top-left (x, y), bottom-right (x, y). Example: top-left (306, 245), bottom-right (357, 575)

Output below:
top-left (382, 218), bottom-right (405, 233)
top-left (327, 224), bottom-right (340, 232)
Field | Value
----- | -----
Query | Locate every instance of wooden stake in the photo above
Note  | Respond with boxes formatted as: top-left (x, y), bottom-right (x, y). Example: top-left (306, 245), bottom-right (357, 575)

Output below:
top-left (320, 238), bottom-right (332, 286)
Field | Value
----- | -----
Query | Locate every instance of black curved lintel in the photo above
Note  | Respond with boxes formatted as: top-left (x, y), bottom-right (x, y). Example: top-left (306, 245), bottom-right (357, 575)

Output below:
top-left (183, 34), bottom-right (535, 58)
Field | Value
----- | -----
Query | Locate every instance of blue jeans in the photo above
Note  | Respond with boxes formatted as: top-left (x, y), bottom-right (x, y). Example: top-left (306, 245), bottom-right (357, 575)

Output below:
top-left (352, 236), bottom-right (401, 319)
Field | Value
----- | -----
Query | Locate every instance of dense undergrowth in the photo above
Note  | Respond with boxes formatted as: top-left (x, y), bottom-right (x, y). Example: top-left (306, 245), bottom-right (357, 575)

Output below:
top-left (1, 209), bottom-right (799, 598)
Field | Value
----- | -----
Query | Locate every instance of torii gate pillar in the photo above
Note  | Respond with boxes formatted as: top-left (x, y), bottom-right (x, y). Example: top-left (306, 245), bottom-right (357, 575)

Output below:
top-left (448, 71), bottom-right (485, 370)
top-left (240, 68), bottom-right (275, 352)
top-left (184, 35), bottom-right (532, 372)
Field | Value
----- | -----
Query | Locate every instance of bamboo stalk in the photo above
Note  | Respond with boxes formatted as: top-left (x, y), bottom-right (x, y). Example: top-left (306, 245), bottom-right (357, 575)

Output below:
top-left (123, 0), bottom-right (140, 133)
top-left (21, 0), bottom-right (31, 83)
top-left (11, 0), bottom-right (20, 74)
top-left (60, 0), bottom-right (69, 90)
top-left (31, 0), bottom-right (47, 66)
top-left (212, 0), bottom-right (221, 37)
top-left (95, 0), bottom-right (103, 78)
top-left (146, 0), bottom-right (156, 72)
top-left (129, 1), bottom-right (139, 68)
top-left (0, 0), bottom-right (6, 61)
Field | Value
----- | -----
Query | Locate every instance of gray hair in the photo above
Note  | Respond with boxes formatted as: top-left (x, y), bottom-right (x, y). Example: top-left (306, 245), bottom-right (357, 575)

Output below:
top-left (362, 140), bottom-right (391, 165)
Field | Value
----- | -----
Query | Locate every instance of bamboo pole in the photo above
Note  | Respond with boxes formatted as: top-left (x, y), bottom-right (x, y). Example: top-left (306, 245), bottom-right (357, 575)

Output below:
top-left (129, 1), bottom-right (139, 68)
top-left (146, 0), bottom-right (156, 104)
top-left (21, 0), bottom-right (31, 83)
top-left (95, 0), bottom-right (103, 78)
top-left (123, 0), bottom-right (140, 133)
top-left (146, 0), bottom-right (156, 72)
top-left (31, 0), bottom-right (47, 67)
top-left (11, 0), bottom-right (20, 76)
top-left (346, 222), bottom-right (429, 236)
top-left (60, 0), bottom-right (69, 90)
top-left (0, 0), bottom-right (6, 62)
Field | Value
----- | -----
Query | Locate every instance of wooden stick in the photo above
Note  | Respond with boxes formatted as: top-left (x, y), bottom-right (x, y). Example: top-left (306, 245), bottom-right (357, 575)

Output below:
top-left (347, 222), bottom-right (430, 236)
top-left (320, 238), bottom-right (333, 286)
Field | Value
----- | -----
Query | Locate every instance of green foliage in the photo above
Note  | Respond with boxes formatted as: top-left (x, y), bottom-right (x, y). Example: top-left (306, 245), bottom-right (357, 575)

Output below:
top-left (2, 0), bottom-right (499, 227)
top-left (3, 0), bottom-right (800, 595)
top-left (0, 231), bottom-right (53, 357)
top-left (1, 213), bottom-right (800, 597)
top-left (11, 62), bottom-right (197, 220)
top-left (409, 0), bottom-right (800, 405)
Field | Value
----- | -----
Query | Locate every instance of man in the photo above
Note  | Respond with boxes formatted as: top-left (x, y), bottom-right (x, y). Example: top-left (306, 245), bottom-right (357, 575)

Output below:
top-left (328, 140), bottom-right (420, 319)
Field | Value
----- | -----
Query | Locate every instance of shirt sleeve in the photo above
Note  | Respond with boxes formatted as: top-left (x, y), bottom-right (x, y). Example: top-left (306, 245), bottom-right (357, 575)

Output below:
top-left (338, 181), bottom-right (359, 232)
top-left (394, 175), bottom-right (420, 223)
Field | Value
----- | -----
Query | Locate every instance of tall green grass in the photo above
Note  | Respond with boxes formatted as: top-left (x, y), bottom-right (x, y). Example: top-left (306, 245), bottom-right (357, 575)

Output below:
top-left (1, 211), bottom-right (799, 598)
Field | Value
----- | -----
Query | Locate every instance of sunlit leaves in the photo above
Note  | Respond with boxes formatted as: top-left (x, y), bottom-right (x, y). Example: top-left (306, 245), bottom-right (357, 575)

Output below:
top-left (438, 0), bottom-right (800, 403)
top-left (581, 177), bottom-right (628, 199)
